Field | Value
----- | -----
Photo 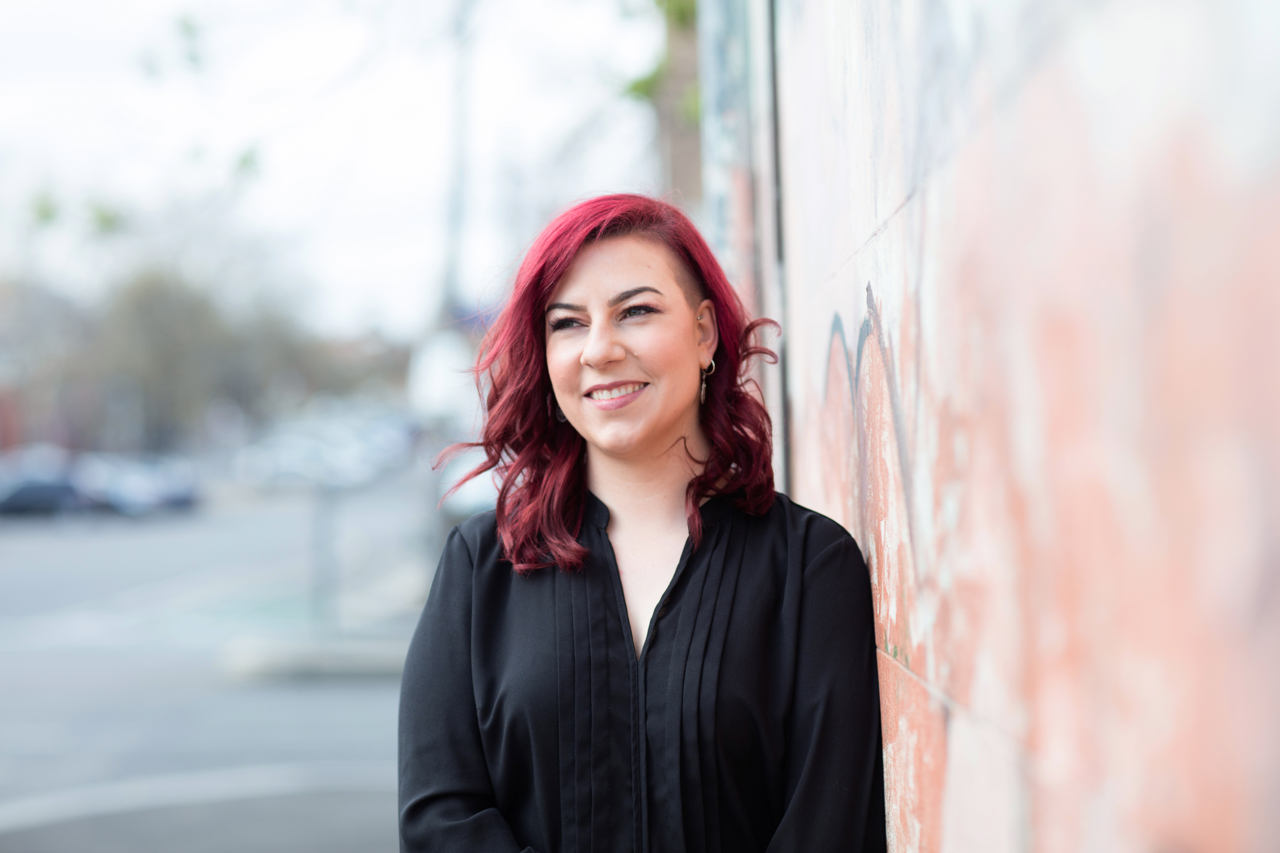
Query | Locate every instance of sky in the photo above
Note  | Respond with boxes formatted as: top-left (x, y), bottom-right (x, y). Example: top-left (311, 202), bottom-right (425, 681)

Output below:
top-left (0, 0), bottom-right (665, 341)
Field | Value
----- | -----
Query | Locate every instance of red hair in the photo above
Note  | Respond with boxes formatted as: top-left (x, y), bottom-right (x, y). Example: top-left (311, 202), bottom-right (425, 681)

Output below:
top-left (449, 194), bottom-right (777, 572)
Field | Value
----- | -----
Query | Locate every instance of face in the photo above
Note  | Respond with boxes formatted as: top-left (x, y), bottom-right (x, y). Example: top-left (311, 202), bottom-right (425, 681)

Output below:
top-left (544, 235), bottom-right (718, 462)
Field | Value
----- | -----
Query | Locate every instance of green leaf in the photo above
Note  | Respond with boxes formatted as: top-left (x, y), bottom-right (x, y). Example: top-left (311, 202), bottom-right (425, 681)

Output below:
top-left (624, 60), bottom-right (665, 102)
top-left (657, 0), bottom-right (697, 30)
top-left (89, 202), bottom-right (126, 236)
top-left (31, 191), bottom-right (58, 226)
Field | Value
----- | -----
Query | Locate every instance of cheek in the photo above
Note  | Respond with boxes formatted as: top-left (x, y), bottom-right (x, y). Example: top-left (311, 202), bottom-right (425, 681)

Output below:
top-left (649, 335), bottom-right (700, 389)
top-left (545, 343), bottom-right (579, 398)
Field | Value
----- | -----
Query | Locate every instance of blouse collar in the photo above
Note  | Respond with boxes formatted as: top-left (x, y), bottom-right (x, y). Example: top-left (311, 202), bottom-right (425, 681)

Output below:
top-left (583, 489), bottom-right (737, 530)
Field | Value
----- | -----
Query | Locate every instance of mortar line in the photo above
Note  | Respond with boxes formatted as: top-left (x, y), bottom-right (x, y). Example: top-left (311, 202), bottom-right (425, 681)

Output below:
top-left (876, 648), bottom-right (1028, 754)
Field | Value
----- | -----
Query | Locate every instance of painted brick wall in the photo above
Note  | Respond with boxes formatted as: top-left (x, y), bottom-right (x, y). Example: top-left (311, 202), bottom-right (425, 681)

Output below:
top-left (701, 1), bottom-right (1280, 850)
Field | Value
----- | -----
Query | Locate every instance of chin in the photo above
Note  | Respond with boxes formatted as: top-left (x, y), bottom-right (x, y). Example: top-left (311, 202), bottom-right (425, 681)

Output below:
top-left (580, 415), bottom-right (694, 461)
top-left (580, 426), bottom-right (649, 458)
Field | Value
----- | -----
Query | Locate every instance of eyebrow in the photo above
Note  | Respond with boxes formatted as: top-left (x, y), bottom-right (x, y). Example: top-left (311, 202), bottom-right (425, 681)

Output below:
top-left (545, 286), bottom-right (664, 315)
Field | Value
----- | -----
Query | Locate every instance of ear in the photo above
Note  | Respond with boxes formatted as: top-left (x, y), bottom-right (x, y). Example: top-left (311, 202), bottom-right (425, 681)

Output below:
top-left (695, 299), bottom-right (718, 366)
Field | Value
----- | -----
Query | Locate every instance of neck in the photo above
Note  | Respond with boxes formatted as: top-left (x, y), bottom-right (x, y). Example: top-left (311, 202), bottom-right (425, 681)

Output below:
top-left (586, 427), bottom-right (709, 532)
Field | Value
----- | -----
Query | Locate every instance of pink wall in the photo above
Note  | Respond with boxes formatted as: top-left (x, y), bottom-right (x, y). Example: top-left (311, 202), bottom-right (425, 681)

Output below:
top-left (717, 0), bottom-right (1280, 849)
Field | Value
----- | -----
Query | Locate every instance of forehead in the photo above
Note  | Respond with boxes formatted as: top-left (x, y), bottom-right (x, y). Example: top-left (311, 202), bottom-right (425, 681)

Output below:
top-left (548, 234), bottom-right (699, 305)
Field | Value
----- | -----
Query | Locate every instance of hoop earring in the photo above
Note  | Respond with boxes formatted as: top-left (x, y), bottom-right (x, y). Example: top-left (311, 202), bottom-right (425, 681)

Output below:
top-left (700, 357), bottom-right (716, 405)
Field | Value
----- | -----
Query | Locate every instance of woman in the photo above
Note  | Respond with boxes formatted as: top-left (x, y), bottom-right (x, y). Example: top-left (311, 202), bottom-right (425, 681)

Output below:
top-left (399, 194), bottom-right (886, 852)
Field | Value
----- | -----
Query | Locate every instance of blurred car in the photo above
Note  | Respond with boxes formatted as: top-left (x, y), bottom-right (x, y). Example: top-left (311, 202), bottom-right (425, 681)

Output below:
top-left (0, 444), bottom-right (85, 515)
top-left (235, 405), bottom-right (417, 492)
top-left (0, 444), bottom-right (200, 517)
top-left (0, 481), bottom-right (92, 514)
top-left (72, 453), bottom-right (200, 515)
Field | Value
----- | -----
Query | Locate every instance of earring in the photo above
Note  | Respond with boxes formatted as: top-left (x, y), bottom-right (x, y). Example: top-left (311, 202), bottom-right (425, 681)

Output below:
top-left (700, 357), bottom-right (716, 404)
top-left (556, 406), bottom-right (567, 423)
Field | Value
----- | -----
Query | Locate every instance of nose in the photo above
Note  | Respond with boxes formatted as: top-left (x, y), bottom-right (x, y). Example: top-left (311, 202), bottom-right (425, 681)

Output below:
top-left (580, 318), bottom-right (626, 370)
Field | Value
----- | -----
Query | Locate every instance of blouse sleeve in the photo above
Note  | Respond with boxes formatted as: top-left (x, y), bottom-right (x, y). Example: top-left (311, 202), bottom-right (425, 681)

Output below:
top-left (398, 527), bottom-right (537, 853)
top-left (767, 534), bottom-right (888, 852)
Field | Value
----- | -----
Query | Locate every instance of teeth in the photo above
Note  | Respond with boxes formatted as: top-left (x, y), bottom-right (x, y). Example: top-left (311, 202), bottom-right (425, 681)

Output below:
top-left (590, 383), bottom-right (644, 401)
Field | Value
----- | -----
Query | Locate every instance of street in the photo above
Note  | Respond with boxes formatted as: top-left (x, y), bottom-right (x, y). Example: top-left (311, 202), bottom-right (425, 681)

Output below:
top-left (0, 473), bottom-right (439, 852)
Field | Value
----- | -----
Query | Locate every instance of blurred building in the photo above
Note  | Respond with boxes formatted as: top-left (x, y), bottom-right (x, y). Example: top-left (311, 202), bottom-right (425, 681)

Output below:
top-left (700, 0), bottom-right (1280, 850)
top-left (0, 280), bottom-right (88, 450)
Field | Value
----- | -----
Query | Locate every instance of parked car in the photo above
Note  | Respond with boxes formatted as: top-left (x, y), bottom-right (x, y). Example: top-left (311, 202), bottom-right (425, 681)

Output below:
top-left (0, 444), bottom-right (200, 517)
top-left (72, 453), bottom-right (200, 516)
top-left (235, 406), bottom-right (417, 492)
top-left (0, 444), bottom-right (84, 515)
top-left (0, 481), bottom-right (92, 514)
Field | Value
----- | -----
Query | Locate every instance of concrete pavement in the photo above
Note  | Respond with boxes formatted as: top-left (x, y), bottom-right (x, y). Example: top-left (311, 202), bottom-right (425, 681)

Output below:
top-left (0, 473), bottom-right (439, 851)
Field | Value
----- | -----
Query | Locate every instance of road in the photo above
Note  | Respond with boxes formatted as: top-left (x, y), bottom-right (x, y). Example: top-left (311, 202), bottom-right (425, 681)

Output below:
top-left (0, 474), bottom-right (440, 852)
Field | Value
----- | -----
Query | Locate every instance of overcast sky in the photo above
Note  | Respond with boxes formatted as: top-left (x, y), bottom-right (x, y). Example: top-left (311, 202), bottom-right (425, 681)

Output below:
top-left (0, 0), bottom-right (665, 341)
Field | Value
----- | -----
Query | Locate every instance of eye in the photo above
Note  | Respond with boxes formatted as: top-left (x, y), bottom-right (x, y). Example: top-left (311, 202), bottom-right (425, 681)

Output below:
top-left (548, 316), bottom-right (582, 332)
top-left (620, 303), bottom-right (658, 320)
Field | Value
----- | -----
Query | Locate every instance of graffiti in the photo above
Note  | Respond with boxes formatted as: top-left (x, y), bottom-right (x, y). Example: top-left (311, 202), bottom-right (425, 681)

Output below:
top-left (702, 0), bottom-right (1280, 849)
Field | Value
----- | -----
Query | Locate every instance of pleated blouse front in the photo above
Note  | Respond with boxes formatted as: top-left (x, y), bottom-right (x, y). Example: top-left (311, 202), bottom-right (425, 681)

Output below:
top-left (398, 492), bottom-right (886, 853)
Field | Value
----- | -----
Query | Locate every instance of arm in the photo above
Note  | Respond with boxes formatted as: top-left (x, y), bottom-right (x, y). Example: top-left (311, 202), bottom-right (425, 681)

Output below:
top-left (767, 535), bottom-right (887, 852)
top-left (398, 527), bottom-right (537, 853)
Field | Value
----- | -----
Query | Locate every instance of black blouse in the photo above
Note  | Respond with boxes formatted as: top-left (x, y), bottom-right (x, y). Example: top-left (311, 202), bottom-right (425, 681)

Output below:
top-left (399, 491), bottom-right (886, 853)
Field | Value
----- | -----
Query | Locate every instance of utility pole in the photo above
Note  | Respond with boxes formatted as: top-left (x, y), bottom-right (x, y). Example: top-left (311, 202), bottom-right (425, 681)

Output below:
top-left (439, 0), bottom-right (478, 316)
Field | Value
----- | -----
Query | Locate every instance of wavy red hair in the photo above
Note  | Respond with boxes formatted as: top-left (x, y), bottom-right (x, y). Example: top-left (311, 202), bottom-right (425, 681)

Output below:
top-left (448, 194), bottom-right (776, 572)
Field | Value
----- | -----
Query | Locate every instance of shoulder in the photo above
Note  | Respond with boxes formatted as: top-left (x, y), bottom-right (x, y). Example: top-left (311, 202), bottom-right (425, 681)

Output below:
top-left (745, 492), bottom-right (864, 570)
top-left (439, 509), bottom-right (510, 580)
top-left (755, 496), bottom-right (873, 627)
top-left (452, 508), bottom-right (498, 554)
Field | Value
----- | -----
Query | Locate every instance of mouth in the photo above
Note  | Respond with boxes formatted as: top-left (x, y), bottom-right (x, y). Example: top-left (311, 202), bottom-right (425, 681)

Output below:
top-left (584, 381), bottom-right (648, 410)
top-left (586, 382), bottom-right (648, 401)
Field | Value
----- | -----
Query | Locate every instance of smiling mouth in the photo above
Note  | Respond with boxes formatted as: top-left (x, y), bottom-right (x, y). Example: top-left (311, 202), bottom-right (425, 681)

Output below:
top-left (587, 382), bottom-right (648, 401)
